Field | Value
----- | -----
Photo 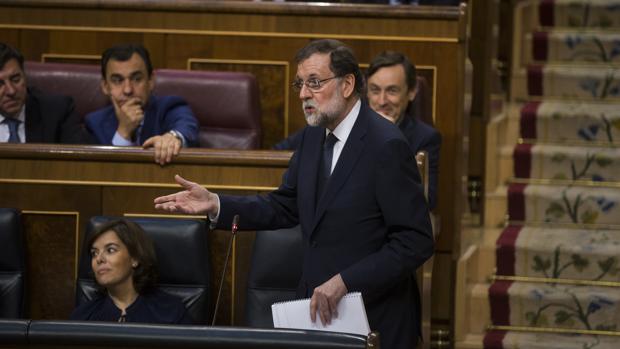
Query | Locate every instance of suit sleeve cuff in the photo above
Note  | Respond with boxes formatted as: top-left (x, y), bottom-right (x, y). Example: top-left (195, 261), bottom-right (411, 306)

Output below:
top-left (112, 131), bottom-right (135, 146)
top-left (169, 129), bottom-right (187, 148)
top-left (208, 194), bottom-right (220, 230)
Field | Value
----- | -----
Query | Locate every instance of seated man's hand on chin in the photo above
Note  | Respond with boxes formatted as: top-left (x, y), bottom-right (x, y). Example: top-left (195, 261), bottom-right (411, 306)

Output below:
top-left (143, 131), bottom-right (182, 165)
top-left (114, 98), bottom-right (144, 140)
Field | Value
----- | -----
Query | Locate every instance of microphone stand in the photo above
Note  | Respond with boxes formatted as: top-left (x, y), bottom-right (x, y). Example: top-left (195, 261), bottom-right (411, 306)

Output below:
top-left (211, 214), bottom-right (239, 326)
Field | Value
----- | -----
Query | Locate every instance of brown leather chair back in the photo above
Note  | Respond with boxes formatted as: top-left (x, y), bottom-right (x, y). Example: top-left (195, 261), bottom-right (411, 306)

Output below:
top-left (409, 75), bottom-right (434, 126)
top-left (24, 61), bottom-right (108, 122)
top-left (245, 225), bottom-right (303, 328)
top-left (24, 62), bottom-right (262, 149)
top-left (155, 69), bottom-right (261, 149)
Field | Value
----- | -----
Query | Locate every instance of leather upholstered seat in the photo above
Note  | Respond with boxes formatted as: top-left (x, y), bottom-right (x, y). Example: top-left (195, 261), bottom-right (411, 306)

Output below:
top-left (0, 319), bottom-right (30, 345)
top-left (410, 75), bottom-right (434, 126)
top-left (26, 320), bottom-right (369, 348)
top-left (244, 225), bottom-right (303, 328)
top-left (24, 62), bottom-right (108, 121)
top-left (24, 61), bottom-right (262, 149)
top-left (154, 69), bottom-right (262, 149)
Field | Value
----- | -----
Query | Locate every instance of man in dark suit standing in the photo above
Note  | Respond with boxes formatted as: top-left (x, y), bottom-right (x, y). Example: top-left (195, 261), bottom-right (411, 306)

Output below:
top-left (0, 42), bottom-right (90, 144)
top-left (366, 51), bottom-right (441, 209)
top-left (154, 39), bottom-right (434, 349)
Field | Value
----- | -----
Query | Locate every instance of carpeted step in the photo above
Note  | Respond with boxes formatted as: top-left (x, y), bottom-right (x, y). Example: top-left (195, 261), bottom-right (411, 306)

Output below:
top-left (508, 183), bottom-right (620, 225)
top-left (514, 143), bottom-right (620, 181)
top-left (528, 31), bottom-right (620, 64)
top-left (496, 225), bottom-right (620, 282)
top-left (539, 0), bottom-right (620, 29)
top-left (527, 64), bottom-right (620, 100)
top-left (489, 280), bottom-right (620, 332)
top-left (520, 101), bottom-right (620, 144)
top-left (484, 330), bottom-right (619, 349)
top-left (476, 1), bottom-right (620, 348)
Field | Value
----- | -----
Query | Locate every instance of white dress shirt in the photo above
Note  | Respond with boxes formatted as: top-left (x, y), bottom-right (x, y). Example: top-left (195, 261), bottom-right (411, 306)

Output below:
top-left (0, 106), bottom-right (26, 143)
top-left (326, 98), bottom-right (361, 174)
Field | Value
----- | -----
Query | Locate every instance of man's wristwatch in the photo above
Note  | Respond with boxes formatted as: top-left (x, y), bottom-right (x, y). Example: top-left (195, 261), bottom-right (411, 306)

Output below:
top-left (168, 130), bottom-right (184, 145)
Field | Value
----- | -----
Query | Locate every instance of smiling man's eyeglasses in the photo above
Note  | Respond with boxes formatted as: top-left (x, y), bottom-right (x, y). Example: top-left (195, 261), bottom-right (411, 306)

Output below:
top-left (292, 76), bottom-right (339, 92)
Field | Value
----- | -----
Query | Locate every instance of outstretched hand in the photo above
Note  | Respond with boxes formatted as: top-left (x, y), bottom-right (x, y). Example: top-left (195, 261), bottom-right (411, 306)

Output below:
top-left (154, 175), bottom-right (219, 216)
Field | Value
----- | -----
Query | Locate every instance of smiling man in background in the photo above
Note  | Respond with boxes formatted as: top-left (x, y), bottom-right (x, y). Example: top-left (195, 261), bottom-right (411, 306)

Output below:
top-left (366, 50), bottom-right (441, 209)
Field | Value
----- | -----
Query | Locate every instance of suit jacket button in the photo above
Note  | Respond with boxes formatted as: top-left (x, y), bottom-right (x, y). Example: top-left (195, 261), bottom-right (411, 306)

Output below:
top-left (311, 240), bottom-right (317, 248)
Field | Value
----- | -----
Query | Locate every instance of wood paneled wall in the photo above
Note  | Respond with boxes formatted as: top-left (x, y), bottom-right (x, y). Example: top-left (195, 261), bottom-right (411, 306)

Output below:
top-left (0, 0), bottom-right (469, 325)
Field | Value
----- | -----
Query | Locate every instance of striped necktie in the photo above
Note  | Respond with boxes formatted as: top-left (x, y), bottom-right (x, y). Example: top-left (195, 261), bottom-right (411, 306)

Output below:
top-left (3, 117), bottom-right (21, 143)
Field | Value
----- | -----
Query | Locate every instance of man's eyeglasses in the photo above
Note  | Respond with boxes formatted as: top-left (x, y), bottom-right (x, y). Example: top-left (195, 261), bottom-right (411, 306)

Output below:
top-left (292, 76), bottom-right (339, 92)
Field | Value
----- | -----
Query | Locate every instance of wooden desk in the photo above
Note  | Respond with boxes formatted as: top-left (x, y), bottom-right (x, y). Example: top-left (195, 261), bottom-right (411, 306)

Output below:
top-left (0, 143), bottom-right (291, 324)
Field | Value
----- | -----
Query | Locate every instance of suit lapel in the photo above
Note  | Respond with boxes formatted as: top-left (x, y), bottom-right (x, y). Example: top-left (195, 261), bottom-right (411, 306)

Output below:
top-left (24, 92), bottom-right (43, 142)
top-left (139, 96), bottom-right (157, 144)
top-left (310, 105), bottom-right (369, 235)
top-left (298, 127), bottom-right (324, 233)
top-left (102, 110), bottom-right (118, 144)
top-left (400, 115), bottom-right (421, 152)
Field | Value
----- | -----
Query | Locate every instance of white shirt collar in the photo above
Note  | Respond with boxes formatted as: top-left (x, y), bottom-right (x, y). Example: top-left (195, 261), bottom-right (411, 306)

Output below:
top-left (0, 105), bottom-right (26, 124)
top-left (324, 98), bottom-right (361, 174)
top-left (0, 105), bottom-right (26, 143)
top-left (328, 98), bottom-right (361, 144)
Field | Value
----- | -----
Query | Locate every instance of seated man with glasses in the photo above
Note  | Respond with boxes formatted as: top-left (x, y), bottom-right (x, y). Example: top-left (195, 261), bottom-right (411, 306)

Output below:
top-left (0, 42), bottom-right (92, 144)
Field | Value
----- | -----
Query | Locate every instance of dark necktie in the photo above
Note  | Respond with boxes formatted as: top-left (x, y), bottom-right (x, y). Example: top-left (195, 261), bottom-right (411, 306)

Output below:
top-left (317, 132), bottom-right (338, 201)
top-left (3, 117), bottom-right (21, 143)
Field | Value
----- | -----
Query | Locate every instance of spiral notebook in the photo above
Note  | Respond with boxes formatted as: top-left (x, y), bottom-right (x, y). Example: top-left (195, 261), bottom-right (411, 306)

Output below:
top-left (271, 292), bottom-right (370, 336)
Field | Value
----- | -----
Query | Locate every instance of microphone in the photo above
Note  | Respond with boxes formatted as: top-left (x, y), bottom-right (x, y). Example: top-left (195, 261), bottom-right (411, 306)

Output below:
top-left (211, 214), bottom-right (239, 326)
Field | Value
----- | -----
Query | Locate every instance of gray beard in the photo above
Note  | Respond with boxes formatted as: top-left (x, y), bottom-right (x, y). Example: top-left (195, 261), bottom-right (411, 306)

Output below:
top-left (303, 93), bottom-right (346, 128)
top-left (305, 111), bottom-right (331, 127)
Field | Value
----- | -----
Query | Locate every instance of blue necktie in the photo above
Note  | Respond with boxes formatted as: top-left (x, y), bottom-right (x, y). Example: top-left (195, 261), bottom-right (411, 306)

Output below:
top-left (4, 118), bottom-right (21, 143)
top-left (317, 133), bottom-right (338, 202)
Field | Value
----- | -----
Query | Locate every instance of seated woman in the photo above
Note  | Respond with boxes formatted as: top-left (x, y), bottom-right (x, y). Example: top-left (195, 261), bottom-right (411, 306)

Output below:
top-left (70, 219), bottom-right (193, 324)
